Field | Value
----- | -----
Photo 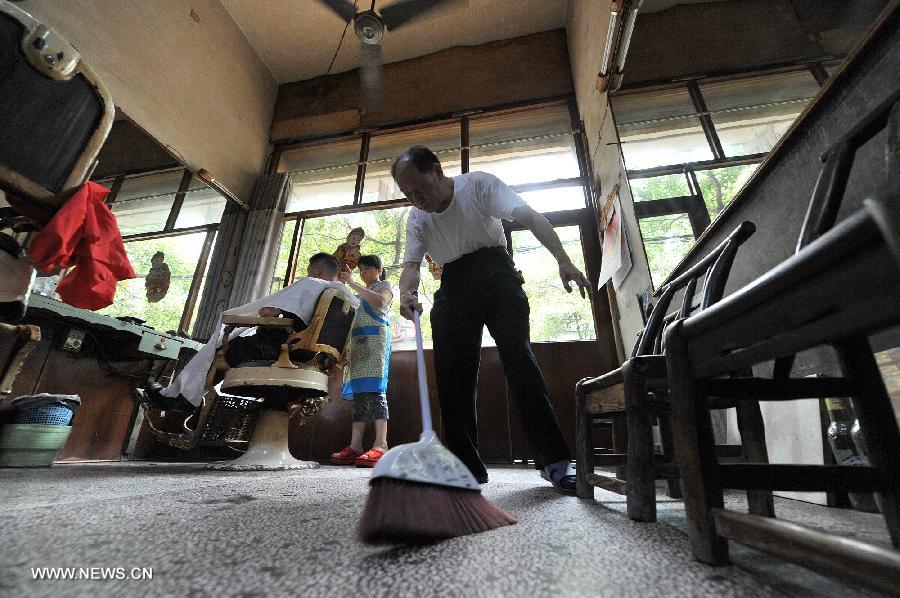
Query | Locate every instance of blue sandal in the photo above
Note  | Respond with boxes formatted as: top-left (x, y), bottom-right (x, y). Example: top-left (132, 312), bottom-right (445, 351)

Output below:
top-left (541, 460), bottom-right (577, 496)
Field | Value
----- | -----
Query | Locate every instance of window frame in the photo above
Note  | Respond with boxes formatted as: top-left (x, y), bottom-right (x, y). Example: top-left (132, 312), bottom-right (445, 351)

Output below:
top-left (95, 167), bottom-right (222, 335)
top-left (611, 63), bottom-right (832, 288)
top-left (270, 96), bottom-right (607, 349)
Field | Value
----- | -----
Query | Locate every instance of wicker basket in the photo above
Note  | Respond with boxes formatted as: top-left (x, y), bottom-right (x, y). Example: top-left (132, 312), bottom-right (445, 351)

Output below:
top-left (14, 405), bottom-right (73, 426)
top-left (200, 395), bottom-right (262, 444)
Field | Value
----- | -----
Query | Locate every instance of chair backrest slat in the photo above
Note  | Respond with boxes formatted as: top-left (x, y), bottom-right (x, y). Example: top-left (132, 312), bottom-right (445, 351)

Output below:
top-left (796, 91), bottom-right (900, 252)
top-left (633, 220), bottom-right (756, 357)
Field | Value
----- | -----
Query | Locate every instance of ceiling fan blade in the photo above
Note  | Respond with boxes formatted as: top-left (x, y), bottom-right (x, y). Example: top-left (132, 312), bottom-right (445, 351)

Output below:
top-left (379, 0), bottom-right (466, 30)
top-left (360, 42), bottom-right (383, 111)
top-left (318, 0), bottom-right (358, 23)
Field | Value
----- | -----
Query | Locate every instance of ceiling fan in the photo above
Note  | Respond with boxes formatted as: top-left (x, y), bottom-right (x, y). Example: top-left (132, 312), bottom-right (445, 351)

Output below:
top-left (318, 0), bottom-right (465, 108)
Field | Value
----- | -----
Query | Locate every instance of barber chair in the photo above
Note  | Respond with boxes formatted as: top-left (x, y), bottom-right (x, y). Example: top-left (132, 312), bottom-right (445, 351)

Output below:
top-left (0, 0), bottom-right (114, 407)
top-left (143, 288), bottom-right (356, 470)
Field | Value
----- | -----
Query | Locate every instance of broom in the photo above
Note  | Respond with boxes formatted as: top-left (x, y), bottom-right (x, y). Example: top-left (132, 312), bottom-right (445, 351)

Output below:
top-left (357, 310), bottom-right (518, 545)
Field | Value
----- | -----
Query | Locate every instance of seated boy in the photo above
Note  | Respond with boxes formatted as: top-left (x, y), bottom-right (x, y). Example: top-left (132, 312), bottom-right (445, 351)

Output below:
top-left (142, 253), bottom-right (357, 413)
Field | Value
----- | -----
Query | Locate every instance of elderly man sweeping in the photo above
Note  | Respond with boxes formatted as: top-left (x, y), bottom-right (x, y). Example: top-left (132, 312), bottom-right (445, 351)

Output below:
top-left (141, 252), bottom-right (358, 414)
top-left (393, 145), bottom-right (590, 495)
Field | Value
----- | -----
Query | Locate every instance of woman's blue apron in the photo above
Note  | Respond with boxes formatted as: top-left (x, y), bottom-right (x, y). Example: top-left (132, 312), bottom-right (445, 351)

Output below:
top-left (342, 298), bottom-right (391, 399)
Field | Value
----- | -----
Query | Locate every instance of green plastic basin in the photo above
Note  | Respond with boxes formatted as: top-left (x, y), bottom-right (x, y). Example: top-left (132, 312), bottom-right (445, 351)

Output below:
top-left (0, 424), bottom-right (72, 467)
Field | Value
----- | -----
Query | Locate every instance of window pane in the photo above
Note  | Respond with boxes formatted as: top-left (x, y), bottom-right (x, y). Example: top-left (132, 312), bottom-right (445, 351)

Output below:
top-left (469, 104), bottom-right (580, 185)
top-left (363, 123), bottom-right (461, 203)
top-left (612, 87), bottom-right (713, 170)
top-left (629, 173), bottom-right (691, 201)
top-left (189, 232), bottom-right (217, 337)
top-left (174, 184), bottom-right (226, 228)
top-left (701, 71), bottom-right (820, 157)
top-left (696, 163), bottom-right (760, 220)
top-left (288, 208), bottom-right (442, 349)
top-left (111, 171), bottom-right (183, 235)
top-left (511, 226), bottom-right (596, 343)
top-left (270, 219), bottom-right (299, 293)
top-left (97, 232), bottom-right (208, 333)
top-left (517, 185), bottom-right (586, 213)
top-left (281, 138), bottom-right (361, 212)
top-left (638, 214), bottom-right (695, 288)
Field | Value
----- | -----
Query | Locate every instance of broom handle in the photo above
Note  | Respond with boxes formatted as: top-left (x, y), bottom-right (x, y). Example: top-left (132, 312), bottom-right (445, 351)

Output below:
top-left (412, 310), bottom-right (433, 433)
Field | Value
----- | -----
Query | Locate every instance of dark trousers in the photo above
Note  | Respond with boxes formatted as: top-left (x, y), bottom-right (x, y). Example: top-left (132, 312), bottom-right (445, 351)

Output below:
top-left (430, 246), bottom-right (572, 481)
top-left (223, 312), bottom-right (307, 368)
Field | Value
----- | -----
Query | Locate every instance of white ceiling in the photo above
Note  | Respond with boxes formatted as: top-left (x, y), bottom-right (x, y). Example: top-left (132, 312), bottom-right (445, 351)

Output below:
top-left (219, 0), bottom-right (568, 84)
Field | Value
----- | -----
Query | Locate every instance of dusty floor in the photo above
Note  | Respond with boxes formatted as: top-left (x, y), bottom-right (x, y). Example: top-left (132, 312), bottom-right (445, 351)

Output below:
top-left (0, 462), bottom-right (893, 597)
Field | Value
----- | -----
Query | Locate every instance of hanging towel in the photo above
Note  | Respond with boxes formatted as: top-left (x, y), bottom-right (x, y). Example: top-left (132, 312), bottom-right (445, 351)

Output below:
top-left (27, 181), bottom-right (136, 310)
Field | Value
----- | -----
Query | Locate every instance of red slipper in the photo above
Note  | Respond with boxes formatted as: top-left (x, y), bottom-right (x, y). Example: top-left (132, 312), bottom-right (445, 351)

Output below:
top-left (331, 445), bottom-right (362, 465)
top-left (355, 448), bottom-right (385, 468)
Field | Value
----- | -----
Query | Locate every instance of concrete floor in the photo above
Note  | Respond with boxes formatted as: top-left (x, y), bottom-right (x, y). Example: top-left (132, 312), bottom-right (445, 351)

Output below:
top-left (0, 462), bottom-right (893, 597)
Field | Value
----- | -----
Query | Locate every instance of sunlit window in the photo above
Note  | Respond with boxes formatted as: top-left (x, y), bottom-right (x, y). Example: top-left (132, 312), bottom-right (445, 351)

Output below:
top-left (511, 227), bottom-right (595, 342)
top-left (701, 70), bottom-right (819, 157)
top-left (281, 138), bottom-right (360, 213)
top-left (469, 105), bottom-right (580, 185)
top-left (612, 87), bottom-right (713, 171)
top-left (111, 171), bottom-right (185, 235)
top-left (174, 184), bottom-right (226, 228)
top-left (363, 123), bottom-right (461, 203)
top-left (273, 101), bottom-right (594, 348)
top-left (614, 68), bottom-right (823, 286)
top-left (98, 231), bottom-right (210, 333)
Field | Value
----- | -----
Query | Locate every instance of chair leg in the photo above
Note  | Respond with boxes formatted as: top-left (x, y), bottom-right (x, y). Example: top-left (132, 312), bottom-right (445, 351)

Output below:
top-left (667, 322), bottom-right (729, 565)
top-left (625, 363), bottom-right (656, 522)
top-left (735, 400), bottom-right (775, 517)
top-left (613, 417), bottom-right (628, 481)
top-left (658, 413), bottom-right (683, 498)
top-left (835, 337), bottom-right (900, 547)
top-left (575, 384), bottom-right (595, 500)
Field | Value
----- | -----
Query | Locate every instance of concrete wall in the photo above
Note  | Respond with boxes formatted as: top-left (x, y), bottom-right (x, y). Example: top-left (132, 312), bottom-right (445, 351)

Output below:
top-left (271, 30), bottom-right (574, 141)
top-left (18, 0), bottom-right (277, 201)
top-left (566, 0), bottom-right (654, 358)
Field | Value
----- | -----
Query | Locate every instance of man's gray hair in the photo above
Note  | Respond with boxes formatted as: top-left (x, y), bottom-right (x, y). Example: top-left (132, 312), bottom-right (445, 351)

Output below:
top-left (309, 252), bottom-right (340, 276)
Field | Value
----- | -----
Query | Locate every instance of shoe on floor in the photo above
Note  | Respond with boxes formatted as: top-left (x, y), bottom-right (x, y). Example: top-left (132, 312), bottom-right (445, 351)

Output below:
top-left (541, 460), bottom-right (577, 496)
top-left (138, 383), bottom-right (196, 413)
top-left (330, 445), bottom-right (362, 465)
top-left (355, 448), bottom-right (385, 468)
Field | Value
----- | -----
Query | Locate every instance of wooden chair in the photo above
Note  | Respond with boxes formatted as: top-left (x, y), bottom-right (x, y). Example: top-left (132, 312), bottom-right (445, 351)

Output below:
top-left (576, 219), bottom-right (760, 522)
top-left (664, 94), bottom-right (900, 593)
top-left (144, 288), bottom-right (356, 468)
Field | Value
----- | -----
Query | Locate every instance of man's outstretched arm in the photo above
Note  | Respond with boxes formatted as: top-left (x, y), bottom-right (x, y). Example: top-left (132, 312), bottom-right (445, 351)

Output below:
top-left (512, 204), bottom-right (591, 298)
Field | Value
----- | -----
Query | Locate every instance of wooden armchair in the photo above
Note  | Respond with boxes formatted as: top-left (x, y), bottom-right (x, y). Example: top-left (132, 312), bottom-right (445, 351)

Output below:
top-left (663, 95), bottom-right (900, 593)
top-left (576, 220), bottom-right (759, 521)
top-left (145, 288), bottom-right (356, 469)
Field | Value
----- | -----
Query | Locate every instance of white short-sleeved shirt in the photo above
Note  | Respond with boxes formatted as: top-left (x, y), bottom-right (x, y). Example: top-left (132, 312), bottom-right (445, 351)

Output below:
top-left (404, 171), bottom-right (526, 266)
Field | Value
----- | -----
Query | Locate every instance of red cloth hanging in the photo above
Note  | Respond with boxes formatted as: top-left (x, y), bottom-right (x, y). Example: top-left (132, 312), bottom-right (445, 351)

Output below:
top-left (27, 181), bottom-right (136, 310)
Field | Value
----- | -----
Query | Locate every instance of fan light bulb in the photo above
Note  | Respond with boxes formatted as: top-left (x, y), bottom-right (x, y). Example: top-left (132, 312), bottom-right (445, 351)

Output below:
top-left (354, 11), bottom-right (384, 45)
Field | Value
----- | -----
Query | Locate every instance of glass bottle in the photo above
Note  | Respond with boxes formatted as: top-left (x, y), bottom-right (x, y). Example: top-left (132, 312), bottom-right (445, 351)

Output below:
top-left (851, 414), bottom-right (882, 513)
top-left (825, 397), bottom-right (878, 512)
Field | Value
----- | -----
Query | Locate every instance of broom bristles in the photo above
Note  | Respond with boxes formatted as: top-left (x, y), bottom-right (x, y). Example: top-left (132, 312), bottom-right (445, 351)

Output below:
top-left (358, 478), bottom-right (518, 545)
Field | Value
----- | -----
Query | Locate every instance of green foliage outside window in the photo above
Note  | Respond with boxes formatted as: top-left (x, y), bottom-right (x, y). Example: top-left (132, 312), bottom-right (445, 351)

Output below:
top-left (98, 232), bottom-right (210, 334)
top-left (631, 164), bottom-right (758, 287)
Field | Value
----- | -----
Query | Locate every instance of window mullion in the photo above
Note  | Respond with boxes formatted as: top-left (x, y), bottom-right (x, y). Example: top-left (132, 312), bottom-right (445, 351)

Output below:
top-left (353, 133), bottom-right (370, 205)
top-left (688, 80), bottom-right (726, 161)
